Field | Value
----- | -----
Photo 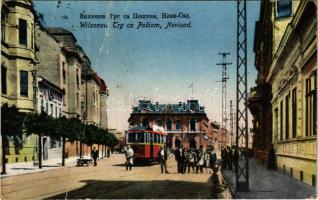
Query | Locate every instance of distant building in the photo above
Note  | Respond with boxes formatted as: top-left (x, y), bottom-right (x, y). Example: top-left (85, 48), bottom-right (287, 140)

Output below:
top-left (249, 0), bottom-right (316, 186)
top-left (81, 66), bottom-right (109, 128)
top-left (128, 100), bottom-right (210, 149)
top-left (205, 121), bottom-right (231, 151)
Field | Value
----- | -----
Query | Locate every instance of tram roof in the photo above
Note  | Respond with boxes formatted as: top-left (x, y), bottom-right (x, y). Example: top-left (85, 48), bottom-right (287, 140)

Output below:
top-left (128, 126), bottom-right (152, 131)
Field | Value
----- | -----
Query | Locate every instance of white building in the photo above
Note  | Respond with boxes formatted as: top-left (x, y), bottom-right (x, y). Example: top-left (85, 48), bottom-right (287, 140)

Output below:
top-left (37, 76), bottom-right (64, 160)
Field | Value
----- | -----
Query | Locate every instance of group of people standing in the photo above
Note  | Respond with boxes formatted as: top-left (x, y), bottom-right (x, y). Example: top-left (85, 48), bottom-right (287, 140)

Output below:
top-left (220, 145), bottom-right (239, 171)
top-left (174, 145), bottom-right (218, 174)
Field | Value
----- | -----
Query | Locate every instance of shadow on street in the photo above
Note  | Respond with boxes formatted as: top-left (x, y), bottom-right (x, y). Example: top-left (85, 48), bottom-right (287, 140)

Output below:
top-left (46, 173), bottom-right (230, 199)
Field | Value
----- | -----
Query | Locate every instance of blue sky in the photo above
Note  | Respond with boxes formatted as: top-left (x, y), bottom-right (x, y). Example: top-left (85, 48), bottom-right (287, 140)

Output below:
top-left (34, 1), bottom-right (260, 132)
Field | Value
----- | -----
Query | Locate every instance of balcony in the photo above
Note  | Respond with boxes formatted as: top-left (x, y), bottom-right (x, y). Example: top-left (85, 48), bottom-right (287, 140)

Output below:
top-left (247, 86), bottom-right (265, 115)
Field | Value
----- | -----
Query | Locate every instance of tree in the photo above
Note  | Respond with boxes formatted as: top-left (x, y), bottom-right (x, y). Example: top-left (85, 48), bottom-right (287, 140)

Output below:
top-left (56, 117), bottom-right (83, 166)
top-left (1, 104), bottom-right (24, 174)
top-left (24, 112), bottom-right (55, 169)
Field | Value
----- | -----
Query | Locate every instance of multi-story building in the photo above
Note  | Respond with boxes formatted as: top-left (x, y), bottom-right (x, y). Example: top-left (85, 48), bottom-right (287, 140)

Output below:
top-left (45, 27), bottom-right (83, 119)
top-left (1, 0), bottom-right (36, 111)
top-left (79, 49), bottom-right (108, 128)
top-left (249, 0), bottom-right (316, 185)
top-left (128, 100), bottom-right (210, 149)
top-left (37, 76), bottom-right (64, 160)
top-left (1, 0), bottom-right (38, 163)
top-left (205, 121), bottom-right (231, 151)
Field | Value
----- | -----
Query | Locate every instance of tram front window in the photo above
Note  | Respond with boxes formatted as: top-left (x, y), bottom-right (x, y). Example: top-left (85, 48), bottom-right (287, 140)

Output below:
top-left (128, 132), bottom-right (144, 143)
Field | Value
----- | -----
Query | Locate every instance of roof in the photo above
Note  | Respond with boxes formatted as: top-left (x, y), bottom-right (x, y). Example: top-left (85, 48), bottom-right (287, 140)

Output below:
top-left (128, 126), bottom-right (152, 131)
top-left (131, 100), bottom-right (206, 115)
top-left (45, 27), bottom-right (77, 41)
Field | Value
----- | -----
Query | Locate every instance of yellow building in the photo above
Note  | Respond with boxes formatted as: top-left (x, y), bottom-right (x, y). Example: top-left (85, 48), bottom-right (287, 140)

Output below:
top-left (1, 0), bottom-right (40, 163)
top-left (1, 0), bottom-right (36, 111)
top-left (266, 0), bottom-right (316, 185)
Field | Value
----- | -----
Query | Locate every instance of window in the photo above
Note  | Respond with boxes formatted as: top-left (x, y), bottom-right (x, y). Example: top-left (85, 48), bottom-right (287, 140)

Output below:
top-left (40, 96), bottom-right (44, 112)
top-left (285, 93), bottom-right (290, 140)
top-left (275, 108), bottom-right (279, 141)
top-left (19, 19), bottom-right (27, 46)
top-left (156, 120), bottom-right (162, 126)
top-left (280, 101), bottom-right (283, 140)
top-left (292, 88), bottom-right (297, 138)
top-left (166, 119), bottom-right (172, 131)
top-left (1, 66), bottom-right (7, 94)
top-left (306, 71), bottom-right (317, 136)
top-left (190, 118), bottom-right (196, 131)
top-left (76, 93), bottom-right (79, 109)
top-left (20, 70), bottom-right (28, 97)
top-left (142, 119), bottom-right (149, 127)
top-left (76, 69), bottom-right (79, 88)
top-left (50, 104), bottom-right (53, 116)
top-left (276, 0), bottom-right (292, 18)
top-left (128, 132), bottom-right (144, 143)
top-left (62, 62), bottom-right (66, 84)
top-left (176, 120), bottom-right (181, 130)
top-left (1, 9), bottom-right (6, 42)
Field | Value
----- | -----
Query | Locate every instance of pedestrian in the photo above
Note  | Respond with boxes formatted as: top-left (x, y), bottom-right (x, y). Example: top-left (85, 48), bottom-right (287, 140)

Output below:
top-left (125, 145), bottom-right (134, 171)
top-left (187, 148), bottom-right (196, 173)
top-left (209, 146), bottom-right (217, 174)
top-left (268, 143), bottom-right (276, 170)
top-left (91, 147), bottom-right (98, 167)
top-left (183, 148), bottom-right (189, 173)
top-left (107, 147), bottom-right (111, 158)
top-left (196, 146), bottom-right (204, 173)
top-left (233, 146), bottom-right (239, 172)
top-left (158, 146), bottom-right (169, 173)
top-left (203, 148), bottom-right (210, 173)
top-left (181, 147), bottom-right (186, 174)
top-left (227, 146), bottom-right (233, 170)
top-left (174, 146), bottom-right (184, 173)
top-left (221, 146), bottom-right (227, 170)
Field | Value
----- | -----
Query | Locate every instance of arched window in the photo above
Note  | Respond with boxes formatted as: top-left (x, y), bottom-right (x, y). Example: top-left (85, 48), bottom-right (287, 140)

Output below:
top-left (142, 119), bottom-right (149, 127)
top-left (156, 119), bottom-right (162, 126)
top-left (190, 118), bottom-right (196, 131)
top-left (176, 120), bottom-right (181, 130)
top-left (166, 119), bottom-right (172, 131)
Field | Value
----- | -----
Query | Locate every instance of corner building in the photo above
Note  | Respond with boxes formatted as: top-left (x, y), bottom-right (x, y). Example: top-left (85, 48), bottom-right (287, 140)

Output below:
top-left (128, 100), bottom-right (210, 149)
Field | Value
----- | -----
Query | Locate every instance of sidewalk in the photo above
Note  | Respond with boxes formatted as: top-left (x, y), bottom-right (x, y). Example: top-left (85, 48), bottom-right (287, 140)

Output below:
top-left (0, 156), bottom-right (81, 178)
top-left (222, 158), bottom-right (316, 199)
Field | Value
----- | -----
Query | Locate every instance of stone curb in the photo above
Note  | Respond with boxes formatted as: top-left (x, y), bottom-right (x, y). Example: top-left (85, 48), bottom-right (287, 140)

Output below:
top-left (221, 170), bottom-right (236, 199)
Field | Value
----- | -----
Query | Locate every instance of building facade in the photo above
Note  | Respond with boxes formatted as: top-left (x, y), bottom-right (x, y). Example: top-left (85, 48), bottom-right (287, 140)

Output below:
top-left (1, 0), bottom-right (38, 163)
top-left (128, 100), bottom-right (210, 149)
top-left (205, 121), bottom-right (231, 151)
top-left (37, 76), bottom-right (64, 160)
top-left (45, 27), bottom-right (83, 119)
top-left (250, 0), bottom-right (316, 185)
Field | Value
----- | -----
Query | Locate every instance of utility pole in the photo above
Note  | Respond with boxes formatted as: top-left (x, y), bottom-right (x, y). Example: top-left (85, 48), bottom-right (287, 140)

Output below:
top-left (236, 0), bottom-right (249, 192)
top-left (230, 100), bottom-right (234, 146)
top-left (216, 52), bottom-right (232, 146)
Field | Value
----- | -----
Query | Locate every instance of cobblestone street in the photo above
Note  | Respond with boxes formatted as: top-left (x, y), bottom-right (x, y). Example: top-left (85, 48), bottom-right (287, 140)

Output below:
top-left (1, 153), bottom-right (232, 199)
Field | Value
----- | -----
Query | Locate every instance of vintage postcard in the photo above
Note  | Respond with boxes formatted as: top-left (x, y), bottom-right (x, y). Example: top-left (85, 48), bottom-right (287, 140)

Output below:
top-left (0, 0), bottom-right (317, 199)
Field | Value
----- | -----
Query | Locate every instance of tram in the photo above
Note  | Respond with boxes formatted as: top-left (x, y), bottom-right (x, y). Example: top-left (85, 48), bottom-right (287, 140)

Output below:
top-left (126, 125), bottom-right (166, 163)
